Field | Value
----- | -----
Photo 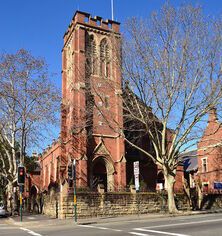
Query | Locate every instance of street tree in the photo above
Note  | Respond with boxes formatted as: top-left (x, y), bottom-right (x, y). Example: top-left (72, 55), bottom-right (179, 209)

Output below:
top-left (120, 4), bottom-right (222, 213)
top-left (0, 49), bottom-right (60, 200)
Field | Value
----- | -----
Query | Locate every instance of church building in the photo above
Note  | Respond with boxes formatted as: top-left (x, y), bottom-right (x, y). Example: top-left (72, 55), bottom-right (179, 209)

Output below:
top-left (29, 11), bottom-right (183, 204)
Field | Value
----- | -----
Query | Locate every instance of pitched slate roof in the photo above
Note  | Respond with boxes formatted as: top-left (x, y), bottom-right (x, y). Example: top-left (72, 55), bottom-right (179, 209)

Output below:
top-left (180, 150), bottom-right (198, 172)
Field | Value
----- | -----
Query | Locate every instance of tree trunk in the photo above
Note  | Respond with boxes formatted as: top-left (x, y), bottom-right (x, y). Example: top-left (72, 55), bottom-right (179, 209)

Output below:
top-left (164, 172), bottom-right (178, 214)
top-left (6, 182), bottom-right (13, 213)
top-left (196, 182), bottom-right (203, 210)
top-left (6, 180), bottom-right (18, 215)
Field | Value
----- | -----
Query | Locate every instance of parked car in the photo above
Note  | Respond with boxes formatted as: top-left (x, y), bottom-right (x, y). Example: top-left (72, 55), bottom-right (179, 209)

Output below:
top-left (0, 205), bottom-right (6, 217)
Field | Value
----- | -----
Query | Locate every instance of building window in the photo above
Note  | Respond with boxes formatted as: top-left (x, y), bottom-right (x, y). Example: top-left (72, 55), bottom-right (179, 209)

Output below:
top-left (202, 157), bottom-right (208, 173)
top-left (66, 39), bottom-right (73, 89)
top-left (86, 34), bottom-right (97, 75)
top-left (104, 96), bottom-right (109, 108)
top-left (100, 38), bottom-right (110, 78)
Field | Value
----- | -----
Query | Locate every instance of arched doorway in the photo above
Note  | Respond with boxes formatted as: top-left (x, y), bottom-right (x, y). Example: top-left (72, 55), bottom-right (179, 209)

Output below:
top-left (92, 156), bottom-right (115, 192)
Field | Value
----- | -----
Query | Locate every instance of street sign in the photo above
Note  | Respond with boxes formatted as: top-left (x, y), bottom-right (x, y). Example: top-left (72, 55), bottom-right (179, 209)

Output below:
top-left (134, 161), bottom-right (140, 191)
top-left (133, 161), bottom-right (139, 175)
top-left (135, 174), bottom-right (140, 191)
top-left (214, 182), bottom-right (222, 190)
top-left (156, 183), bottom-right (164, 191)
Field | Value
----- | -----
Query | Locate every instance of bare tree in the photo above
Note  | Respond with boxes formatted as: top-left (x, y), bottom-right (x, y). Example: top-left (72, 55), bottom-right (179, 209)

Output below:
top-left (0, 49), bottom-right (60, 204)
top-left (120, 4), bottom-right (222, 213)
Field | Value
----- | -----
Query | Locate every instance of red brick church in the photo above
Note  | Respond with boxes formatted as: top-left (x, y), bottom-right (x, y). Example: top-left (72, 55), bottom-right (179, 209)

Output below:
top-left (27, 11), bottom-right (183, 206)
top-left (41, 11), bottom-right (126, 192)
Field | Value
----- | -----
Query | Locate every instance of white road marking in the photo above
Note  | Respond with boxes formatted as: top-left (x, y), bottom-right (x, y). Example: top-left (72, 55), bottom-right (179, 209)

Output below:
top-left (113, 229), bottom-right (123, 232)
top-left (78, 224), bottom-right (123, 232)
top-left (27, 217), bottom-right (36, 220)
top-left (0, 226), bottom-right (18, 229)
top-left (143, 218), bottom-right (222, 229)
top-left (134, 228), bottom-right (190, 236)
top-left (78, 225), bottom-right (109, 230)
top-left (129, 232), bottom-right (152, 236)
top-left (20, 227), bottom-right (42, 236)
top-left (0, 224), bottom-right (17, 230)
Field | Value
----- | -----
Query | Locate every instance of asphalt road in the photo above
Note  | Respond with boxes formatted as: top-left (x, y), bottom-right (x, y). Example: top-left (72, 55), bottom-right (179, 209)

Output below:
top-left (1, 213), bottom-right (222, 236)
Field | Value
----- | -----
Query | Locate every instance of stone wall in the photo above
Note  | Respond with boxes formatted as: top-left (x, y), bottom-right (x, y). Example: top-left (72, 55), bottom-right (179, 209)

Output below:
top-left (41, 191), bottom-right (222, 219)
top-left (42, 191), bottom-right (59, 218)
top-left (201, 194), bottom-right (222, 210)
top-left (59, 191), bottom-right (190, 219)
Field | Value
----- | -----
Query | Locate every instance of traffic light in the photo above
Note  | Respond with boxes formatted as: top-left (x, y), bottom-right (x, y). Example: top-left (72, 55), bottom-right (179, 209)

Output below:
top-left (68, 164), bottom-right (73, 180)
top-left (18, 166), bottom-right (25, 185)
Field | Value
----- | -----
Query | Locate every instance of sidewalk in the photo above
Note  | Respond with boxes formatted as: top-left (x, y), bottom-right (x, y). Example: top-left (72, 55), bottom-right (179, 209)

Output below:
top-left (6, 209), bottom-right (222, 227)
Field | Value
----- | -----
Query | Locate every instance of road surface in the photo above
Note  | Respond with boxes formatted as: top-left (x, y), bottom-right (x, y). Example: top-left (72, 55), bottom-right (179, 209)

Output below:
top-left (1, 212), bottom-right (222, 235)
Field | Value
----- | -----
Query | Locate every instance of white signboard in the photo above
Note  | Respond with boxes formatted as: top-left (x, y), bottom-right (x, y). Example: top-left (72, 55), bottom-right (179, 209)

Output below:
top-left (133, 161), bottom-right (139, 175)
top-left (134, 161), bottom-right (140, 191)
top-left (135, 174), bottom-right (140, 191)
top-left (156, 183), bottom-right (163, 191)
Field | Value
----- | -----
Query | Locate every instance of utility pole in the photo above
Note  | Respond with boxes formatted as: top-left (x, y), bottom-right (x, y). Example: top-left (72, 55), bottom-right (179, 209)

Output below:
top-left (73, 160), bottom-right (77, 223)
top-left (18, 165), bottom-right (25, 222)
top-left (68, 160), bottom-right (77, 222)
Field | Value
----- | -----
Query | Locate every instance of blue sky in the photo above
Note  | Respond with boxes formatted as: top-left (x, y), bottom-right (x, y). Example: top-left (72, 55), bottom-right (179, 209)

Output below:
top-left (0, 0), bottom-right (221, 90)
top-left (0, 0), bottom-right (221, 151)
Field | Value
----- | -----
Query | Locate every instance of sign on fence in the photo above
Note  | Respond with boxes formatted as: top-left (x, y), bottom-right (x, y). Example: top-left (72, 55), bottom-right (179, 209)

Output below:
top-left (134, 161), bottom-right (140, 191)
top-left (133, 161), bottom-right (139, 175)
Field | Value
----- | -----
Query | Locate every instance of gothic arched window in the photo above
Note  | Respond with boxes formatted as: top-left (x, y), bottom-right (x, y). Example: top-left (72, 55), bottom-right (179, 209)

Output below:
top-left (86, 34), bottom-right (97, 75)
top-left (100, 38), bottom-right (110, 78)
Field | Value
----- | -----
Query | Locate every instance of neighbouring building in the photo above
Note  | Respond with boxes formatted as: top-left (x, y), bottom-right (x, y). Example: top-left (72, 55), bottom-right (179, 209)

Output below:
top-left (182, 150), bottom-right (198, 189)
top-left (197, 108), bottom-right (222, 192)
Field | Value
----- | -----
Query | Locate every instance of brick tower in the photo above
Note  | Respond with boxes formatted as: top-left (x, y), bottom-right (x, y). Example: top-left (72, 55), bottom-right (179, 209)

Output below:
top-left (61, 11), bottom-right (126, 191)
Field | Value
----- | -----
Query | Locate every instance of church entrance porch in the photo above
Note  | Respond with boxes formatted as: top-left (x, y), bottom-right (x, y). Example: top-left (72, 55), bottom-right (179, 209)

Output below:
top-left (91, 156), bottom-right (115, 192)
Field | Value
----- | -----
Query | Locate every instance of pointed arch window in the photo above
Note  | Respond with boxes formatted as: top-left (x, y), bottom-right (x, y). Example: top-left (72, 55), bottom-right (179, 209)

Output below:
top-left (86, 34), bottom-right (97, 75)
top-left (100, 38), bottom-right (110, 78)
top-left (66, 37), bottom-right (73, 89)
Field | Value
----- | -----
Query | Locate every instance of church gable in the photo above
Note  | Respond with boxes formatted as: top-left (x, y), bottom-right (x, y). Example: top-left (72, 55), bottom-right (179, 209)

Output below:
top-left (93, 139), bottom-right (111, 157)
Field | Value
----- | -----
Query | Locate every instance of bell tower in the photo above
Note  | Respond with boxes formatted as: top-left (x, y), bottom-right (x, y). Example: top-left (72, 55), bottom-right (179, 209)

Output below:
top-left (61, 11), bottom-right (126, 191)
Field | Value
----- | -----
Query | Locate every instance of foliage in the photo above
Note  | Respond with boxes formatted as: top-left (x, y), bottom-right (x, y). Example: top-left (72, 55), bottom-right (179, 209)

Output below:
top-left (24, 155), bottom-right (39, 173)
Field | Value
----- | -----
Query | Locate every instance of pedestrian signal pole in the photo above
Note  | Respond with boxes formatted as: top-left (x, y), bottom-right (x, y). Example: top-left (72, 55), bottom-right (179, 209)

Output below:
top-left (18, 165), bottom-right (25, 222)
top-left (73, 160), bottom-right (77, 223)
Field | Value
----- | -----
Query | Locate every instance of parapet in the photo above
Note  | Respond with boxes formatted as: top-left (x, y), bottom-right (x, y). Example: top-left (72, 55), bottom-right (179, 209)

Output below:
top-left (63, 10), bottom-right (120, 41)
